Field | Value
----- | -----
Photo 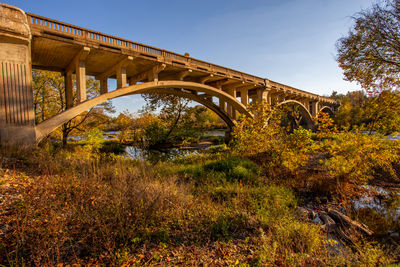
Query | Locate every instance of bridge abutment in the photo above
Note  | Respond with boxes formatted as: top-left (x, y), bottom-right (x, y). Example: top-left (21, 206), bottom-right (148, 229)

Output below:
top-left (0, 4), bottom-right (36, 146)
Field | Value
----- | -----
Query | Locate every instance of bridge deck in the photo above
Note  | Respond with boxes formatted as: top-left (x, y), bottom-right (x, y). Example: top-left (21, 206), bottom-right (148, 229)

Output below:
top-left (27, 13), bottom-right (335, 105)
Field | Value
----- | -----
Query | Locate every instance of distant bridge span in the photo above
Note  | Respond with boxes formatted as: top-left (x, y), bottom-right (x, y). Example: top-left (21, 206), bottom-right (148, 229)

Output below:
top-left (0, 3), bottom-right (338, 145)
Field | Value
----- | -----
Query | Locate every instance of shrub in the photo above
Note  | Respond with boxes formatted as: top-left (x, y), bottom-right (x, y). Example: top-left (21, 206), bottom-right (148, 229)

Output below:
top-left (83, 128), bottom-right (104, 153)
top-left (354, 240), bottom-right (393, 266)
top-left (316, 131), bottom-right (400, 196)
top-left (233, 103), bottom-right (400, 197)
top-left (210, 211), bottom-right (249, 240)
top-left (144, 121), bottom-right (169, 146)
top-left (203, 157), bottom-right (260, 183)
top-left (247, 185), bottom-right (298, 226)
top-left (208, 144), bottom-right (228, 153)
top-left (274, 219), bottom-right (321, 254)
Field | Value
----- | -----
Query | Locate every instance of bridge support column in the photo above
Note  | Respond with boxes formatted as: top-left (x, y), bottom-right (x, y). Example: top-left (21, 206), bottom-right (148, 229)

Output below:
top-left (303, 99), bottom-right (310, 115)
top-left (227, 104), bottom-right (232, 118)
top-left (257, 88), bottom-right (270, 105)
top-left (65, 70), bottom-right (73, 108)
top-left (76, 60), bottom-right (86, 102)
top-left (311, 101), bottom-right (319, 116)
top-left (66, 46), bottom-right (90, 103)
top-left (0, 4), bottom-right (36, 145)
top-left (240, 89), bottom-right (248, 106)
top-left (117, 67), bottom-right (127, 88)
top-left (219, 98), bottom-right (226, 112)
top-left (100, 76), bottom-right (108, 94)
top-left (225, 87), bottom-right (237, 120)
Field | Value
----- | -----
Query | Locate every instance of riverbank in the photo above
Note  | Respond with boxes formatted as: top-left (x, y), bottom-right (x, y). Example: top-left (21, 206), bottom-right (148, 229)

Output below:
top-left (67, 129), bottom-right (227, 161)
top-left (0, 145), bottom-right (398, 265)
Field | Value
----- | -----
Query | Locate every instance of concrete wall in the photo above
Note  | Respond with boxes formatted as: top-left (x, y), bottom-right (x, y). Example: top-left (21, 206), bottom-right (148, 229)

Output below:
top-left (0, 4), bottom-right (36, 145)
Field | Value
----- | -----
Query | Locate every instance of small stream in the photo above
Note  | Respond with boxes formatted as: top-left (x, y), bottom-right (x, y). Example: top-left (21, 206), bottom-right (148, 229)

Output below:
top-left (125, 146), bottom-right (202, 161)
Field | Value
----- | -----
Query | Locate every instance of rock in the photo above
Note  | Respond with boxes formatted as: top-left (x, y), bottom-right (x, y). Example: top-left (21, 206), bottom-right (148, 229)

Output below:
top-left (389, 231), bottom-right (399, 239)
top-left (327, 208), bottom-right (373, 236)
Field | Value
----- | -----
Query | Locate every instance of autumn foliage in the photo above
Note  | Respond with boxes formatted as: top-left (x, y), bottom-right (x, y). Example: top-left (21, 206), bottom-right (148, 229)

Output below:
top-left (233, 103), bottom-right (400, 197)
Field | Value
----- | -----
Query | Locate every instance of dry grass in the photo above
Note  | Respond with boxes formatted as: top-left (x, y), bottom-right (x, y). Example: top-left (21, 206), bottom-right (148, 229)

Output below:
top-left (0, 145), bottom-right (396, 265)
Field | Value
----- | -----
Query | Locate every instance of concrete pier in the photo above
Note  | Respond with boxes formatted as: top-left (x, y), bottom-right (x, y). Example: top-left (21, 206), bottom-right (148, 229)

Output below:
top-left (0, 4), bottom-right (35, 145)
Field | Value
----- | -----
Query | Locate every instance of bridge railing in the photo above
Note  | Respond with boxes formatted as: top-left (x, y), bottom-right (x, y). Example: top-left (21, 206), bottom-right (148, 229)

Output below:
top-left (27, 13), bottom-right (265, 85)
top-left (27, 13), bottom-right (335, 104)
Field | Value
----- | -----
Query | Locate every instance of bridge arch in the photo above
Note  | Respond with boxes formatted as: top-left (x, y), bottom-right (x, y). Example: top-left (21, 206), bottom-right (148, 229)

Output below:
top-left (276, 100), bottom-right (314, 129)
top-left (35, 80), bottom-right (252, 143)
top-left (319, 106), bottom-right (334, 116)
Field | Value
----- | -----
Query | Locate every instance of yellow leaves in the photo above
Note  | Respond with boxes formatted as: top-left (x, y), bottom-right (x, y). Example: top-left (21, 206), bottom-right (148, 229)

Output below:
top-left (318, 131), bottom-right (400, 194)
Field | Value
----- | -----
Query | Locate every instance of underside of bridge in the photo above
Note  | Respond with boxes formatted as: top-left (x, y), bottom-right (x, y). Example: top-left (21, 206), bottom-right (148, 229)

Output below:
top-left (34, 81), bottom-right (252, 143)
top-left (0, 3), bottom-right (338, 145)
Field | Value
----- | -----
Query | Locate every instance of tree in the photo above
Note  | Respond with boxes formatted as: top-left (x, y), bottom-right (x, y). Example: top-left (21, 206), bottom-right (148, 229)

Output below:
top-left (189, 105), bottom-right (226, 129)
top-left (363, 89), bottom-right (400, 134)
top-left (336, 0), bottom-right (400, 94)
top-left (114, 110), bottom-right (135, 143)
top-left (331, 90), bottom-right (400, 134)
top-left (141, 94), bottom-right (192, 144)
top-left (332, 90), bottom-right (368, 130)
top-left (33, 70), bottom-right (115, 146)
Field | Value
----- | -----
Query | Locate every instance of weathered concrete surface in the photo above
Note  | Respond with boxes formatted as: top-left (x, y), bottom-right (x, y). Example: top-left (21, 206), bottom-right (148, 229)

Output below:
top-left (0, 3), bottom-right (35, 145)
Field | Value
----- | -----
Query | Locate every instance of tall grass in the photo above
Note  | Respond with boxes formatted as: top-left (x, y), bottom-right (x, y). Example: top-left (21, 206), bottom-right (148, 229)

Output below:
top-left (0, 146), bottom-right (395, 265)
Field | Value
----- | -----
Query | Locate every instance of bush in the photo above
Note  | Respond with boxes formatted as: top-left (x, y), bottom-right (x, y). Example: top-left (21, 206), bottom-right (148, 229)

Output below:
top-left (144, 121), bottom-right (169, 146)
top-left (315, 131), bottom-right (400, 196)
top-left (177, 156), bottom-right (260, 186)
top-left (83, 128), bottom-right (104, 153)
top-left (233, 103), bottom-right (400, 197)
top-left (208, 144), bottom-right (228, 153)
top-left (247, 185), bottom-right (298, 226)
top-left (203, 157), bottom-right (260, 183)
top-left (274, 220), bottom-right (321, 254)
top-left (210, 211), bottom-right (249, 240)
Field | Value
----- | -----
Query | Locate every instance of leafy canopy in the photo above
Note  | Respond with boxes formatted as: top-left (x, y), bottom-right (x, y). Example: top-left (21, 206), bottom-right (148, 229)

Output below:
top-left (336, 0), bottom-right (400, 94)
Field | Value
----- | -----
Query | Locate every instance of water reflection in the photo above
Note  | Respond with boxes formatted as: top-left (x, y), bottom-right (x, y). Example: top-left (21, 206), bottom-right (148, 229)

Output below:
top-left (353, 185), bottom-right (400, 244)
top-left (202, 130), bottom-right (226, 137)
top-left (353, 186), bottom-right (400, 220)
top-left (125, 146), bottom-right (201, 162)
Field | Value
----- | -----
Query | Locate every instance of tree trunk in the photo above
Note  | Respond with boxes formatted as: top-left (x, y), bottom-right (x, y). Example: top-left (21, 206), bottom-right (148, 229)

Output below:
top-left (62, 124), bottom-right (68, 147)
top-left (328, 208), bottom-right (373, 236)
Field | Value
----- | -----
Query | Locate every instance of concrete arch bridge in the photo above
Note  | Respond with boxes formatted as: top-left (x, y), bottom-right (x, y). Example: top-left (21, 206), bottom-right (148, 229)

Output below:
top-left (0, 4), bottom-right (338, 145)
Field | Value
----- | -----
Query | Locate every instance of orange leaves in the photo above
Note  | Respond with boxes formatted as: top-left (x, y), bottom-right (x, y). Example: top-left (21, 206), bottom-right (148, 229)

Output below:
top-left (336, 0), bottom-right (400, 93)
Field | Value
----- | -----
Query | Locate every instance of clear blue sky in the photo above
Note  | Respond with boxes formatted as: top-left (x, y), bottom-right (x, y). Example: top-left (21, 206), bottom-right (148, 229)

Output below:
top-left (8, 0), bottom-right (375, 114)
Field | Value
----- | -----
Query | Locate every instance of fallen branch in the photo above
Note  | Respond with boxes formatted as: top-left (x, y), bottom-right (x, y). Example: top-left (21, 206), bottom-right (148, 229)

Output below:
top-left (328, 208), bottom-right (373, 236)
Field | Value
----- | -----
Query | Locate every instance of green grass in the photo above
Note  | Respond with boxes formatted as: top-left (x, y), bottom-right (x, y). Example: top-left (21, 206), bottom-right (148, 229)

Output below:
top-left (0, 145), bottom-right (396, 266)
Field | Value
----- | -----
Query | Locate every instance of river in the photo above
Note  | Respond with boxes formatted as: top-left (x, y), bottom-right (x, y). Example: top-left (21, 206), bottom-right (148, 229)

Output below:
top-left (69, 129), bottom-right (226, 161)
